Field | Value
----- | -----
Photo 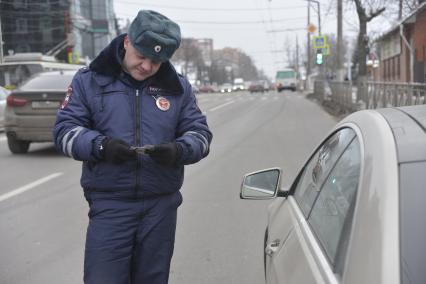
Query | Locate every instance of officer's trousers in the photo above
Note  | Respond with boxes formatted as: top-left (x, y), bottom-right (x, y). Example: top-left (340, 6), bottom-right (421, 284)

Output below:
top-left (83, 191), bottom-right (182, 284)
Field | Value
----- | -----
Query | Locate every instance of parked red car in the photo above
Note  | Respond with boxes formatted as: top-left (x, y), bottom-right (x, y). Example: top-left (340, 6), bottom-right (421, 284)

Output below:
top-left (199, 85), bottom-right (216, 93)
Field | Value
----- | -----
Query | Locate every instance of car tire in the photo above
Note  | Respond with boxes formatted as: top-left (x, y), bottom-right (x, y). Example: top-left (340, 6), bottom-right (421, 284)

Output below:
top-left (264, 227), bottom-right (268, 281)
top-left (7, 136), bottom-right (30, 154)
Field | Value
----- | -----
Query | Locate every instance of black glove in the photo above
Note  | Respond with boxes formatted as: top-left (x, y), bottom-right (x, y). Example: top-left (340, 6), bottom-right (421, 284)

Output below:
top-left (145, 142), bottom-right (182, 167)
top-left (102, 138), bottom-right (137, 164)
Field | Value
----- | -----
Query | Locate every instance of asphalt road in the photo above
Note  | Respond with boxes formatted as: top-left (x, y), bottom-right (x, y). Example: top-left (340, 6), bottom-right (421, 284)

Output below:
top-left (0, 90), bottom-right (338, 284)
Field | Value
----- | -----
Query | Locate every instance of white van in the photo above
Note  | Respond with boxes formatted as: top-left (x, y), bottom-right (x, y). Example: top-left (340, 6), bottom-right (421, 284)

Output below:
top-left (275, 69), bottom-right (297, 92)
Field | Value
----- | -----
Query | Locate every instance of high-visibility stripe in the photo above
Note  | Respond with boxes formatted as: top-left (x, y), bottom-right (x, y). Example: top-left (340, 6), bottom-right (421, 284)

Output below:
top-left (62, 126), bottom-right (84, 158)
top-left (184, 131), bottom-right (209, 155)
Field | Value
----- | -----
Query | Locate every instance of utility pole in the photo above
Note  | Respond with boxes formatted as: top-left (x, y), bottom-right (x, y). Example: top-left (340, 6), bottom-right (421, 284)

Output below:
top-left (307, 2), bottom-right (311, 82)
top-left (318, 3), bottom-right (321, 35)
top-left (90, 0), bottom-right (95, 59)
top-left (0, 16), bottom-right (3, 63)
top-left (399, 0), bottom-right (403, 20)
top-left (308, 0), bottom-right (321, 35)
top-left (337, 0), bottom-right (343, 80)
top-left (296, 35), bottom-right (300, 88)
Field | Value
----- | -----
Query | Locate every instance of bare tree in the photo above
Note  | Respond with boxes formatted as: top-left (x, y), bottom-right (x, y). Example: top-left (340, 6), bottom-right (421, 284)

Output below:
top-left (172, 38), bottom-right (204, 78)
top-left (403, 0), bottom-right (421, 14)
top-left (352, 0), bottom-right (386, 81)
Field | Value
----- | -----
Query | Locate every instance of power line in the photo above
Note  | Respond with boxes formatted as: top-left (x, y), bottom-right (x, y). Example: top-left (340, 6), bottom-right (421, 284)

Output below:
top-left (115, 12), bottom-right (305, 25)
top-left (116, 1), bottom-right (305, 11)
top-left (267, 27), bottom-right (306, 33)
top-left (2, 26), bottom-right (65, 35)
top-left (0, 0), bottom-right (64, 5)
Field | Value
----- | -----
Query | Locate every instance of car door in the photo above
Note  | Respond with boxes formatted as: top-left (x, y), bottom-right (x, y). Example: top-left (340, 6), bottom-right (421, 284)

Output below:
top-left (266, 127), bottom-right (361, 284)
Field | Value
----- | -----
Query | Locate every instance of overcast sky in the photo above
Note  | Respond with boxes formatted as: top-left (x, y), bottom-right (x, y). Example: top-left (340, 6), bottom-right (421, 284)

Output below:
top-left (114, 0), bottom-right (397, 79)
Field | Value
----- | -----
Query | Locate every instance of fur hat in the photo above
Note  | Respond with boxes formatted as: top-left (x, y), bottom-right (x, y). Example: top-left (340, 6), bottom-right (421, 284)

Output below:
top-left (128, 10), bottom-right (181, 62)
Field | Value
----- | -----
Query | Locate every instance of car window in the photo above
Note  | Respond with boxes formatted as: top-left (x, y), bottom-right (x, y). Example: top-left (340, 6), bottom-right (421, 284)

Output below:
top-left (294, 128), bottom-right (356, 217)
top-left (308, 138), bottom-right (361, 269)
top-left (19, 74), bottom-right (74, 90)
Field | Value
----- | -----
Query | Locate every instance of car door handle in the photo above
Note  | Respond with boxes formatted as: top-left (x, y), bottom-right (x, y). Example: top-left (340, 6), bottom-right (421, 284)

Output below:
top-left (265, 239), bottom-right (281, 256)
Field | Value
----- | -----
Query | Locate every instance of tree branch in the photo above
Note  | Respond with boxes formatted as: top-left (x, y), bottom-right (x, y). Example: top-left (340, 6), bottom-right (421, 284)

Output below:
top-left (367, 7), bottom-right (386, 22)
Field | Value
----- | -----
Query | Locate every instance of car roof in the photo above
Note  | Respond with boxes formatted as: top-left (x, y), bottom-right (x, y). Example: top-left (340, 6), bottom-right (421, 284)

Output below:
top-left (377, 105), bottom-right (426, 163)
top-left (34, 70), bottom-right (78, 76)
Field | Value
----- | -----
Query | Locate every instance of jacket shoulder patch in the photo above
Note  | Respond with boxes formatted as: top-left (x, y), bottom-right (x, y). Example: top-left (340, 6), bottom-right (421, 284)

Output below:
top-left (61, 86), bottom-right (73, 109)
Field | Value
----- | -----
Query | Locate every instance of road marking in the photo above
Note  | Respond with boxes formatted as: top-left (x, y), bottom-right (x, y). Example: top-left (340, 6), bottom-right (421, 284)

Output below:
top-left (0, 172), bottom-right (64, 203)
top-left (0, 136), bottom-right (6, 142)
top-left (208, 100), bottom-right (235, 112)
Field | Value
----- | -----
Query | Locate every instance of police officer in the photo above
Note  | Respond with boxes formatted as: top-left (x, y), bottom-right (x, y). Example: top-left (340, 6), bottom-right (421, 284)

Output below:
top-left (53, 10), bottom-right (212, 284)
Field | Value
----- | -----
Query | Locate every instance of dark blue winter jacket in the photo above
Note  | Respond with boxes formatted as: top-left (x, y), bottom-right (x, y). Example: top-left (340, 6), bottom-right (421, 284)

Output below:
top-left (53, 34), bottom-right (212, 198)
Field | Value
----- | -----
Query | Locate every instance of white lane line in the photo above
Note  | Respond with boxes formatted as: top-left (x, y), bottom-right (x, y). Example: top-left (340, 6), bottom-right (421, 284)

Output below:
top-left (0, 136), bottom-right (7, 142)
top-left (0, 172), bottom-right (64, 203)
top-left (208, 100), bottom-right (235, 112)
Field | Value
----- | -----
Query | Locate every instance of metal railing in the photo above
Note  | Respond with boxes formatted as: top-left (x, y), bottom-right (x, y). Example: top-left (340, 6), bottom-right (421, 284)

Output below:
top-left (316, 80), bottom-right (426, 113)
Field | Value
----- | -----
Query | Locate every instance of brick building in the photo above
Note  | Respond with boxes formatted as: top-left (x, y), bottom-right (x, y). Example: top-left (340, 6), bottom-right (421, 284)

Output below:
top-left (375, 2), bottom-right (426, 83)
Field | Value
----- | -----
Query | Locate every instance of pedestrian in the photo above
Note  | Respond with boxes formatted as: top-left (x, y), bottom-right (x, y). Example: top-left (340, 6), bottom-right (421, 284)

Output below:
top-left (53, 10), bottom-right (212, 284)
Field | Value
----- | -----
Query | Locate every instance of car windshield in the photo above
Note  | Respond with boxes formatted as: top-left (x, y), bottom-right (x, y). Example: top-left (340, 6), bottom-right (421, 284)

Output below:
top-left (19, 73), bottom-right (75, 91)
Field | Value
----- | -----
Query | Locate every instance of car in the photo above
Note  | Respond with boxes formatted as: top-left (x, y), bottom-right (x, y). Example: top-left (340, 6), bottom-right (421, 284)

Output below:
top-left (220, 83), bottom-right (233, 93)
top-left (233, 78), bottom-right (245, 91)
top-left (199, 85), bottom-right (217, 93)
top-left (0, 86), bottom-right (11, 128)
top-left (248, 81), bottom-right (267, 93)
top-left (4, 70), bottom-right (77, 153)
top-left (192, 85), bottom-right (200, 94)
top-left (240, 105), bottom-right (426, 284)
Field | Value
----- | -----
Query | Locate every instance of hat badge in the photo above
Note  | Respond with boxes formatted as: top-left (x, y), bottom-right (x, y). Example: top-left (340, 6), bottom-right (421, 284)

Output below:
top-left (154, 45), bottom-right (162, 53)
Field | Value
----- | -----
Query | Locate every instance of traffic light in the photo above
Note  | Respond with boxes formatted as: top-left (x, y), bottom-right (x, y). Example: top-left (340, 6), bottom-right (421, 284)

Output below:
top-left (316, 49), bottom-right (324, 65)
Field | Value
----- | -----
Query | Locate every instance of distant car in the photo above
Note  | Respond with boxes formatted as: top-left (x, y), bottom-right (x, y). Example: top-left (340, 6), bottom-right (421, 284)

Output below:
top-left (232, 83), bottom-right (245, 92)
top-left (4, 70), bottom-right (77, 153)
top-left (0, 86), bottom-right (11, 128)
top-left (220, 83), bottom-right (233, 93)
top-left (240, 105), bottom-right (426, 284)
top-left (248, 81), bottom-right (267, 93)
top-left (192, 85), bottom-right (200, 94)
top-left (199, 85), bottom-right (216, 93)
top-left (233, 78), bottom-right (245, 91)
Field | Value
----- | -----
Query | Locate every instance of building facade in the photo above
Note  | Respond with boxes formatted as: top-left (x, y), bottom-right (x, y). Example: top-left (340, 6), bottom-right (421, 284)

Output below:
top-left (375, 2), bottom-right (426, 83)
top-left (0, 0), bottom-right (117, 63)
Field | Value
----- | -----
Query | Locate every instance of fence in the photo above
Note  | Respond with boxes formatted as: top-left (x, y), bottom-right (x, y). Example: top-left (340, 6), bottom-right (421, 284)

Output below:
top-left (315, 80), bottom-right (426, 113)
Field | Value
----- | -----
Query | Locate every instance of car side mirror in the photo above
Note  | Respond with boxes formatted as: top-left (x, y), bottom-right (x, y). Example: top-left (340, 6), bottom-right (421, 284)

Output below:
top-left (240, 168), bottom-right (282, 200)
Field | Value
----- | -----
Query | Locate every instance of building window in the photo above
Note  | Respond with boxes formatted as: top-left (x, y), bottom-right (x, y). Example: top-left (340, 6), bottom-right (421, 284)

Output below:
top-left (38, 0), bottom-right (49, 8)
top-left (16, 43), bottom-right (31, 53)
top-left (16, 18), bottom-right (28, 33)
top-left (392, 57), bottom-right (395, 80)
top-left (388, 59), bottom-right (391, 81)
top-left (13, 0), bottom-right (28, 8)
top-left (385, 59), bottom-right (389, 80)
top-left (397, 56), bottom-right (400, 79)
top-left (40, 17), bottom-right (52, 29)
top-left (382, 60), bottom-right (386, 79)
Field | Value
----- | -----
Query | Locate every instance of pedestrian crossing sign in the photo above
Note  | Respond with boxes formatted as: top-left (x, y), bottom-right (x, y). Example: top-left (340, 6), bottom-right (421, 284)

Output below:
top-left (313, 36), bottom-right (327, 49)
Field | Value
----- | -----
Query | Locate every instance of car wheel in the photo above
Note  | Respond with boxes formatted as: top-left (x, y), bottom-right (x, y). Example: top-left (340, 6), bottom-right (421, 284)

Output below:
top-left (264, 227), bottom-right (268, 281)
top-left (7, 136), bottom-right (30, 154)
